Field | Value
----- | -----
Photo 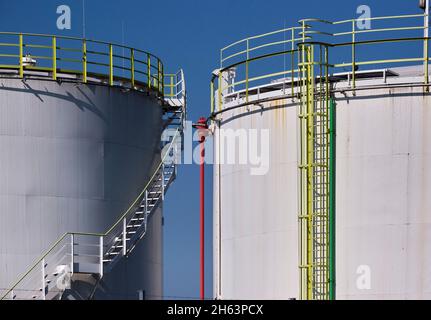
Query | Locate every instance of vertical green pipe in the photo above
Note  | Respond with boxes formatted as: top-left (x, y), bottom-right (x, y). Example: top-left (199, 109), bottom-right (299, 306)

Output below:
top-left (329, 97), bottom-right (336, 300)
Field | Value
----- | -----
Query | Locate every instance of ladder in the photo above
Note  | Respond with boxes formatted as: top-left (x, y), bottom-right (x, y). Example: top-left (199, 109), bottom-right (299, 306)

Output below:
top-left (298, 43), bottom-right (334, 300)
top-left (0, 71), bottom-right (186, 301)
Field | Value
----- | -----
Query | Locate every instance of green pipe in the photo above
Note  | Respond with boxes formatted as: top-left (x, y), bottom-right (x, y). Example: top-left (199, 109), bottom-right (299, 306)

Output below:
top-left (329, 97), bottom-right (336, 300)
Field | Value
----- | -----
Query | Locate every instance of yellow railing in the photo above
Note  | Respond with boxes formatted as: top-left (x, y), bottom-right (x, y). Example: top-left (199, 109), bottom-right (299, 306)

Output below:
top-left (164, 70), bottom-right (185, 99)
top-left (213, 13), bottom-right (430, 113)
top-left (0, 128), bottom-right (182, 300)
top-left (0, 32), bottom-right (166, 96)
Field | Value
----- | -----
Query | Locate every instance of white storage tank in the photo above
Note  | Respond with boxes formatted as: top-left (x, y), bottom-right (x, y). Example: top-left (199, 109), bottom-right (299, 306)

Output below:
top-left (212, 13), bottom-right (431, 300)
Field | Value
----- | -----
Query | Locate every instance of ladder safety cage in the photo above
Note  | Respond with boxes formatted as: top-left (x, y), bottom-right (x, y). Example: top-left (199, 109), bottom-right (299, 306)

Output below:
top-left (298, 42), bottom-right (332, 300)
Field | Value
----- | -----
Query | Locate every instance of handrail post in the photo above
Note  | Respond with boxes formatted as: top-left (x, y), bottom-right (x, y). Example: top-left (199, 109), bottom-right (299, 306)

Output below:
top-left (147, 54), bottom-right (151, 91)
top-left (351, 20), bottom-right (356, 93)
top-left (424, 3), bottom-right (430, 91)
top-left (10, 290), bottom-right (14, 300)
top-left (218, 71), bottom-right (222, 112)
top-left (82, 40), bottom-right (87, 83)
top-left (109, 44), bottom-right (113, 86)
top-left (210, 78), bottom-right (215, 114)
top-left (19, 34), bottom-right (23, 78)
top-left (144, 190), bottom-right (148, 217)
top-left (157, 60), bottom-right (161, 94)
top-left (99, 236), bottom-right (104, 277)
top-left (291, 28), bottom-right (295, 99)
top-left (70, 234), bottom-right (74, 274)
top-left (122, 217), bottom-right (127, 256)
top-left (171, 75), bottom-right (174, 97)
top-left (130, 48), bottom-right (135, 88)
top-left (41, 259), bottom-right (46, 300)
top-left (52, 36), bottom-right (57, 80)
top-left (161, 164), bottom-right (165, 200)
top-left (245, 39), bottom-right (249, 103)
top-left (161, 61), bottom-right (164, 97)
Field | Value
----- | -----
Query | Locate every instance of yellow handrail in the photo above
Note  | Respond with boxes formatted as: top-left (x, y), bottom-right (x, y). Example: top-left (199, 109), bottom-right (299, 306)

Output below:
top-left (213, 13), bottom-right (430, 113)
top-left (0, 32), bottom-right (172, 98)
top-left (0, 128), bottom-right (181, 300)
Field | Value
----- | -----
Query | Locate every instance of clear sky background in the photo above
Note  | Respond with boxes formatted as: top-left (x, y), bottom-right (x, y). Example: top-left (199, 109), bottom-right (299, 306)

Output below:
top-left (0, 0), bottom-right (421, 299)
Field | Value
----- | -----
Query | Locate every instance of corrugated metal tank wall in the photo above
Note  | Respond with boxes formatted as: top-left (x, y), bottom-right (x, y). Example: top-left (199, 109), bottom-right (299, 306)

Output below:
top-left (0, 78), bottom-right (163, 299)
top-left (213, 82), bottom-right (431, 299)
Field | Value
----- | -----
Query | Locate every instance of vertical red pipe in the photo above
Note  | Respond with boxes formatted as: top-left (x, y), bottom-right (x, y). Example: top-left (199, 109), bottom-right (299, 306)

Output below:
top-left (200, 136), bottom-right (205, 300)
top-left (194, 117), bottom-right (207, 301)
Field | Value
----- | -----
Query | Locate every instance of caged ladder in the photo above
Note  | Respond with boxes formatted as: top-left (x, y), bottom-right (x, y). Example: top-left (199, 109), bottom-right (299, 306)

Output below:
top-left (298, 43), bottom-right (335, 300)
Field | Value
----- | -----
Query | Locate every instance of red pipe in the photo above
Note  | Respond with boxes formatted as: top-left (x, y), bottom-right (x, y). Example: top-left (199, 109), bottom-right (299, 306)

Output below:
top-left (193, 117), bottom-right (208, 301)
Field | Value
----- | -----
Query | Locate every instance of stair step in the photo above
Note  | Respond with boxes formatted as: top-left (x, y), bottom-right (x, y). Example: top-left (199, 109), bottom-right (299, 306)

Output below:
top-left (127, 224), bottom-right (141, 228)
top-left (113, 237), bottom-right (131, 242)
top-left (106, 251), bottom-right (120, 256)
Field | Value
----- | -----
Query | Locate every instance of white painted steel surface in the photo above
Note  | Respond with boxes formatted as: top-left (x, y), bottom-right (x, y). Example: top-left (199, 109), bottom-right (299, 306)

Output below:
top-left (213, 70), bottom-right (431, 299)
top-left (0, 78), bottom-right (163, 299)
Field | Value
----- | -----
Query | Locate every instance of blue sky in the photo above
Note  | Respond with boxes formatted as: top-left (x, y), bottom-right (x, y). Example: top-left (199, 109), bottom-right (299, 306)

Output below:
top-left (0, 0), bottom-right (422, 299)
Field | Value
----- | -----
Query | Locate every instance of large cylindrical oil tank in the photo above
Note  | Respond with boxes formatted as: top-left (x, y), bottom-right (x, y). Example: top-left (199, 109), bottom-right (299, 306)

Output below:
top-left (212, 66), bottom-right (431, 299)
top-left (0, 77), bottom-right (163, 299)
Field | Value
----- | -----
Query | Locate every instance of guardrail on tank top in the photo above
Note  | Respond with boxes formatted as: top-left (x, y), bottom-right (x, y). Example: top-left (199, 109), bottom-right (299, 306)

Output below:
top-left (0, 32), bottom-right (166, 97)
top-left (0, 128), bottom-right (181, 300)
top-left (211, 13), bottom-right (430, 113)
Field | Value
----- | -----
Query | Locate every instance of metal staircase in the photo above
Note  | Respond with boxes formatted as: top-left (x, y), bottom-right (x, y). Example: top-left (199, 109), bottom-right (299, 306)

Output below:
top-left (0, 70), bottom-right (186, 301)
top-left (298, 43), bottom-right (334, 300)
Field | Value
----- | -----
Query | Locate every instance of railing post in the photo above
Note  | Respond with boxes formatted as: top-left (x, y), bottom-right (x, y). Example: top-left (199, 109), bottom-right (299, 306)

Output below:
top-left (52, 36), bottom-right (57, 80)
top-left (130, 48), bottom-right (135, 88)
top-left (351, 20), bottom-right (356, 92)
top-left (109, 44), bottom-right (113, 86)
top-left (210, 78), bottom-right (215, 114)
top-left (82, 40), bottom-right (87, 83)
top-left (161, 62), bottom-right (164, 97)
top-left (122, 217), bottom-right (127, 256)
top-left (10, 290), bottom-right (14, 300)
top-left (41, 259), bottom-right (46, 300)
top-left (157, 60), bottom-right (161, 94)
top-left (291, 28), bottom-right (295, 99)
top-left (19, 34), bottom-right (23, 78)
top-left (99, 236), bottom-right (104, 277)
top-left (144, 190), bottom-right (148, 216)
top-left (218, 71), bottom-right (222, 112)
top-left (424, 3), bottom-right (430, 91)
top-left (171, 75), bottom-right (174, 97)
top-left (161, 164), bottom-right (165, 201)
top-left (70, 234), bottom-right (74, 274)
top-left (147, 53), bottom-right (151, 91)
top-left (245, 39), bottom-right (249, 103)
